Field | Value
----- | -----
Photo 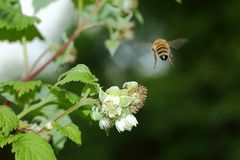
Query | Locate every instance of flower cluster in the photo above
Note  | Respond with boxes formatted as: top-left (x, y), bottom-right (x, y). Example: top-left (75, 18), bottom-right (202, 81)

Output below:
top-left (91, 81), bottom-right (147, 132)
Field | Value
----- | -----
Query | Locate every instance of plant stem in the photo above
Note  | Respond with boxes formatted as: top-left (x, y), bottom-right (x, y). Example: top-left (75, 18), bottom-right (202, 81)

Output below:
top-left (31, 46), bottom-right (50, 72)
top-left (54, 98), bottom-right (97, 122)
top-left (38, 98), bottom-right (99, 133)
top-left (22, 37), bottom-right (29, 76)
top-left (21, 0), bottom-right (107, 82)
top-left (17, 99), bottom-right (55, 119)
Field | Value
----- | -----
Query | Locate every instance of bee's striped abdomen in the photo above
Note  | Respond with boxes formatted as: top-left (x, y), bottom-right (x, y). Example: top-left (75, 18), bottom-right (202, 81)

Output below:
top-left (156, 44), bottom-right (169, 55)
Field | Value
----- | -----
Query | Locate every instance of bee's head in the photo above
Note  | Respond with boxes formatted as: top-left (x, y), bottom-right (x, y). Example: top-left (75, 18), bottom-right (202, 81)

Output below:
top-left (160, 55), bottom-right (168, 61)
top-left (153, 39), bottom-right (167, 46)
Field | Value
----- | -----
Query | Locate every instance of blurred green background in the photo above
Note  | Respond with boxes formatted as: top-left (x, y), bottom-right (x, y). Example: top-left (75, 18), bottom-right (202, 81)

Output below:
top-left (2, 0), bottom-right (240, 159)
top-left (59, 0), bottom-right (240, 159)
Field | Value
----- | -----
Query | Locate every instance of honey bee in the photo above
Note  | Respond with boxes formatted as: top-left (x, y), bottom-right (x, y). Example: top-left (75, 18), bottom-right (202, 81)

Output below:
top-left (152, 38), bottom-right (188, 68)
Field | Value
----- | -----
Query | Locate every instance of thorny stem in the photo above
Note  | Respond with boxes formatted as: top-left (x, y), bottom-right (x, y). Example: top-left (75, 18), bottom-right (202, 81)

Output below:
top-left (38, 98), bottom-right (99, 133)
top-left (21, 27), bottom-right (81, 82)
top-left (21, 0), bottom-right (107, 82)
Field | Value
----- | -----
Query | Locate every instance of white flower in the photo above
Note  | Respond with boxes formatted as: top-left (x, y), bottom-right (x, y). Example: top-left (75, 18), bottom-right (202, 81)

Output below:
top-left (115, 119), bottom-right (125, 132)
top-left (99, 118), bottom-right (111, 130)
top-left (104, 95), bottom-right (120, 105)
top-left (125, 114), bottom-right (138, 127)
top-left (101, 102), bottom-right (122, 118)
top-left (115, 114), bottom-right (138, 132)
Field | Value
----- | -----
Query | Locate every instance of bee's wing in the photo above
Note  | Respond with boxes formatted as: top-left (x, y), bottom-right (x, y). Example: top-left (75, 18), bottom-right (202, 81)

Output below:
top-left (168, 38), bottom-right (189, 49)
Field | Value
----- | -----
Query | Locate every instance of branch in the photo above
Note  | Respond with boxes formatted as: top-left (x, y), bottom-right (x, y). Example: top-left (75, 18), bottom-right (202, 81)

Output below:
top-left (21, 27), bottom-right (82, 82)
top-left (31, 46), bottom-right (51, 72)
top-left (37, 98), bottom-right (99, 133)
top-left (21, 0), bottom-right (107, 82)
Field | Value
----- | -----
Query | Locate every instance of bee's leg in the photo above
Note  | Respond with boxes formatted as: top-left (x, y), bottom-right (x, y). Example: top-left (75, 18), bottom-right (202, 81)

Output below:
top-left (152, 49), bottom-right (157, 68)
top-left (168, 54), bottom-right (175, 67)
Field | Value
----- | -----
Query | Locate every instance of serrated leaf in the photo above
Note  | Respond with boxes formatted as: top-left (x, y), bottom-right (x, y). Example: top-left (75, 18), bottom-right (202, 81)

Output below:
top-left (0, 1), bottom-right (40, 30)
top-left (51, 85), bottom-right (80, 105)
top-left (0, 133), bottom-right (22, 148)
top-left (105, 39), bottom-right (120, 56)
top-left (36, 84), bottom-right (80, 107)
top-left (53, 122), bottom-right (81, 145)
top-left (2, 81), bottom-right (42, 97)
top-left (0, 106), bottom-right (19, 136)
top-left (1, 86), bottom-right (41, 106)
top-left (65, 92), bottom-right (80, 104)
top-left (32, 0), bottom-right (57, 13)
top-left (55, 64), bottom-right (98, 87)
top-left (0, 25), bottom-right (43, 42)
top-left (12, 133), bottom-right (57, 160)
top-left (0, 1), bottom-right (43, 41)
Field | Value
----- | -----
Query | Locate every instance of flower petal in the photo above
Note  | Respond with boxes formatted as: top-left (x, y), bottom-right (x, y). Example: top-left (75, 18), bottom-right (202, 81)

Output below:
top-left (115, 119), bottom-right (125, 132)
top-left (106, 86), bottom-right (121, 96)
top-left (104, 95), bottom-right (120, 105)
top-left (99, 118), bottom-right (111, 129)
top-left (99, 87), bottom-right (108, 102)
top-left (91, 107), bottom-right (102, 121)
top-left (123, 81), bottom-right (138, 90)
top-left (125, 114), bottom-right (138, 126)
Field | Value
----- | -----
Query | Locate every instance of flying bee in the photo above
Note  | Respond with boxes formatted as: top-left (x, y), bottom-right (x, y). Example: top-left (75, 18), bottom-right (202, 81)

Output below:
top-left (151, 38), bottom-right (188, 68)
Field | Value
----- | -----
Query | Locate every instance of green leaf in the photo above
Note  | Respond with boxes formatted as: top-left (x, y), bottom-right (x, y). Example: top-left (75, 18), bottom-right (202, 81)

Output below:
top-left (0, 133), bottom-right (22, 148)
top-left (55, 64), bottom-right (98, 87)
top-left (81, 83), bottom-right (99, 97)
top-left (0, 1), bottom-right (43, 41)
top-left (2, 81), bottom-right (42, 97)
top-left (36, 84), bottom-right (80, 107)
top-left (53, 122), bottom-right (81, 145)
top-left (105, 39), bottom-right (120, 56)
top-left (32, 0), bottom-right (57, 13)
top-left (0, 106), bottom-right (19, 136)
top-left (1, 83), bottom-right (42, 106)
top-left (0, 25), bottom-right (43, 42)
top-left (12, 133), bottom-right (57, 160)
top-left (0, 1), bottom-right (40, 30)
top-left (65, 91), bottom-right (80, 104)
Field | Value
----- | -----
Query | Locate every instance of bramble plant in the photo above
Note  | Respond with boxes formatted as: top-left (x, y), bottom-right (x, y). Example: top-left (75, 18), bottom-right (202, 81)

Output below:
top-left (0, 0), bottom-right (147, 160)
